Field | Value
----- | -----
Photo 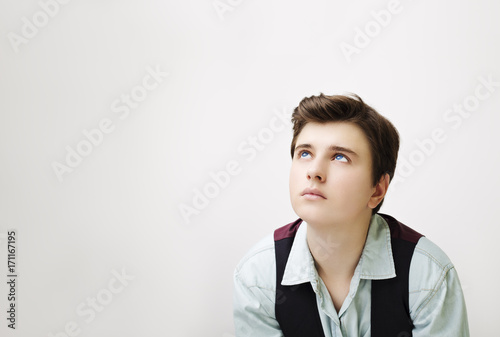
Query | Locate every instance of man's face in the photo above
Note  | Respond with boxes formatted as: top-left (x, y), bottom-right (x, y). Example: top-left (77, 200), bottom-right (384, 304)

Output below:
top-left (289, 121), bottom-right (376, 228)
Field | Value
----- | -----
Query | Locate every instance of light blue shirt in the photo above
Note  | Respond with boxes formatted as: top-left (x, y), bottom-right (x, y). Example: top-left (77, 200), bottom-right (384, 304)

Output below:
top-left (233, 214), bottom-right (469, 336)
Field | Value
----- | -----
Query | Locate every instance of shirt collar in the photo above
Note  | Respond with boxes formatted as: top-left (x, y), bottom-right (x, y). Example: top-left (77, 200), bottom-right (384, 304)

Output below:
top-left (281, 222), bottom-right (317, 286)
top-left (280, 214), bottom-right (396, 286)
top-left (358, 214), bottom-right (396, 279)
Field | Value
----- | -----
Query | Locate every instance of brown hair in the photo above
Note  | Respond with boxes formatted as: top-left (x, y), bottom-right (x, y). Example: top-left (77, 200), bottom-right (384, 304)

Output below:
top-left (290, 93), bottom-right (399, 214)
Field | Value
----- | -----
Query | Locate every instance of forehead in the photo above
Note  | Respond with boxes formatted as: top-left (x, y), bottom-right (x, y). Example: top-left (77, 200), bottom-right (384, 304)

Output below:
top-left (296, 122), bottom-right (371, 155)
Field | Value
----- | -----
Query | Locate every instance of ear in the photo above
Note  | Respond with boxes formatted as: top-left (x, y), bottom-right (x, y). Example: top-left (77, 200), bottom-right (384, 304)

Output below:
top-left (368, 173), bottom-right (390, 209)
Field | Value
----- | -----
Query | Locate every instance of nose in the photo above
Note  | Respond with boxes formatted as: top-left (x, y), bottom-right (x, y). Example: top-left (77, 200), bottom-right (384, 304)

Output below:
top-left (307, 164), bottom-right (325, 182)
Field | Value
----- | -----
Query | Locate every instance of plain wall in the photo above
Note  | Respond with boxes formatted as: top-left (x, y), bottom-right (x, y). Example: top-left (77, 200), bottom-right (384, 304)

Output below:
top-left (0, 0), bottom-right (499, 336)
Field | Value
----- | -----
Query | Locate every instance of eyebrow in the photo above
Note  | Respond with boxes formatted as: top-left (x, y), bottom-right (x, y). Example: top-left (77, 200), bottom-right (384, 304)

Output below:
top-left (294, 143), bottom-right (358, 156)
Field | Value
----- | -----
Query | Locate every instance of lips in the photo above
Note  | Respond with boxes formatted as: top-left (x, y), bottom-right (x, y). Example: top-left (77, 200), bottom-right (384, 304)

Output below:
top-left (301, 187), bottom-right (326, 199)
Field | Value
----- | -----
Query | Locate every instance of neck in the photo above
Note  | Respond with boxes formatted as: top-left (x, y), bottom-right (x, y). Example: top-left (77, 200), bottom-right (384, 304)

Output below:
top-left (306, 213), bottom-right (372, 279)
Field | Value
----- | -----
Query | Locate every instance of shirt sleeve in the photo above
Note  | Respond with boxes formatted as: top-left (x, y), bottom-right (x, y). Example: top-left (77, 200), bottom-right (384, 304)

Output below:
top-left (233, 270), bottom-right (283, 337)
top-left (412, 266), bottom-right (470, 336)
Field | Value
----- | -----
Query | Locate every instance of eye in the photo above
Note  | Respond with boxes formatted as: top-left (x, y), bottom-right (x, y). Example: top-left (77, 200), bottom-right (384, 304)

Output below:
top-left (333, 154), bottom-right (348, 162)
top-left (300, 151), bottom-right (311, 158)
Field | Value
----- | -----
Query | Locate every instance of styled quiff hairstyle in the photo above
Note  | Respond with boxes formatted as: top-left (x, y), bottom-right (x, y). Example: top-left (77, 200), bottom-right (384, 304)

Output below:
top-left (290, 93), bottom-right (400, 214)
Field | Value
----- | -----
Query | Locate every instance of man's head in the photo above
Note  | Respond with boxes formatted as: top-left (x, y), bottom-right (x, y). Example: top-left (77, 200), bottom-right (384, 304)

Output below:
top-left (289, 93), bottom-right (399, 219)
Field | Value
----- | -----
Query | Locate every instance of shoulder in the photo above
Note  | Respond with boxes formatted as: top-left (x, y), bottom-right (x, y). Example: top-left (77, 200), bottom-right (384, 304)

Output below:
top-left (235, 219), bottom-right (304, 289)
top-left (410, 236), bottom-right (455, 288)
top-left (413, 236), bottom-right (454, 271)
top-left (409, 235), bottom-right (458, 314)
top-left (234, 232), bottom-right (276, 290)
top-left (377, 214), bottom-right (457, 303)
top-left (408, 236), bottom-right (468, 331)
top-left (377, 213), bottom-right (454, 272)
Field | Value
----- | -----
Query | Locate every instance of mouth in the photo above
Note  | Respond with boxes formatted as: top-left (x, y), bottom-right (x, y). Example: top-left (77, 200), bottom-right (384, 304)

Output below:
top-left (301, 188), bottom-right (326, 200)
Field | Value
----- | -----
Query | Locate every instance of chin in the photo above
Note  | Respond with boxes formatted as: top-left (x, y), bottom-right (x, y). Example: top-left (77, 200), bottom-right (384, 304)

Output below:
top-left (295, 204), bottom-right (360, 228)
top-left (293, 204), bottom-right (332, 227)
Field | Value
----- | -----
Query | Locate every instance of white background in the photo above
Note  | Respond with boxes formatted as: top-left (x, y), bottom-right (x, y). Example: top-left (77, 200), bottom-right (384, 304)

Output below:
top-left (1, 0), bottom-right (499, 336)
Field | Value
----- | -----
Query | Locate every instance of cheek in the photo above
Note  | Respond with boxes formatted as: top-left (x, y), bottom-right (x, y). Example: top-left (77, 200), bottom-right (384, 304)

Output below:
top-left (289, 165), bottom-right (304, 209)
top-left (333, 169), bottom-right (373, 199)
top-left (289, 165), bottom-right (301, 190)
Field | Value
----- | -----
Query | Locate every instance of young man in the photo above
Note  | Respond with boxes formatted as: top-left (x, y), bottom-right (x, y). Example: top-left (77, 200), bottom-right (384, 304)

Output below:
top-left (233, 94), bottom-right (469, 336)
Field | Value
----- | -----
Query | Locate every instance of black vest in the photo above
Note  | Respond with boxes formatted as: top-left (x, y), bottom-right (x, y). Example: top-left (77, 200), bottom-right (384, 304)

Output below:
top-left (274, 213), bottom-right (423, 337)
